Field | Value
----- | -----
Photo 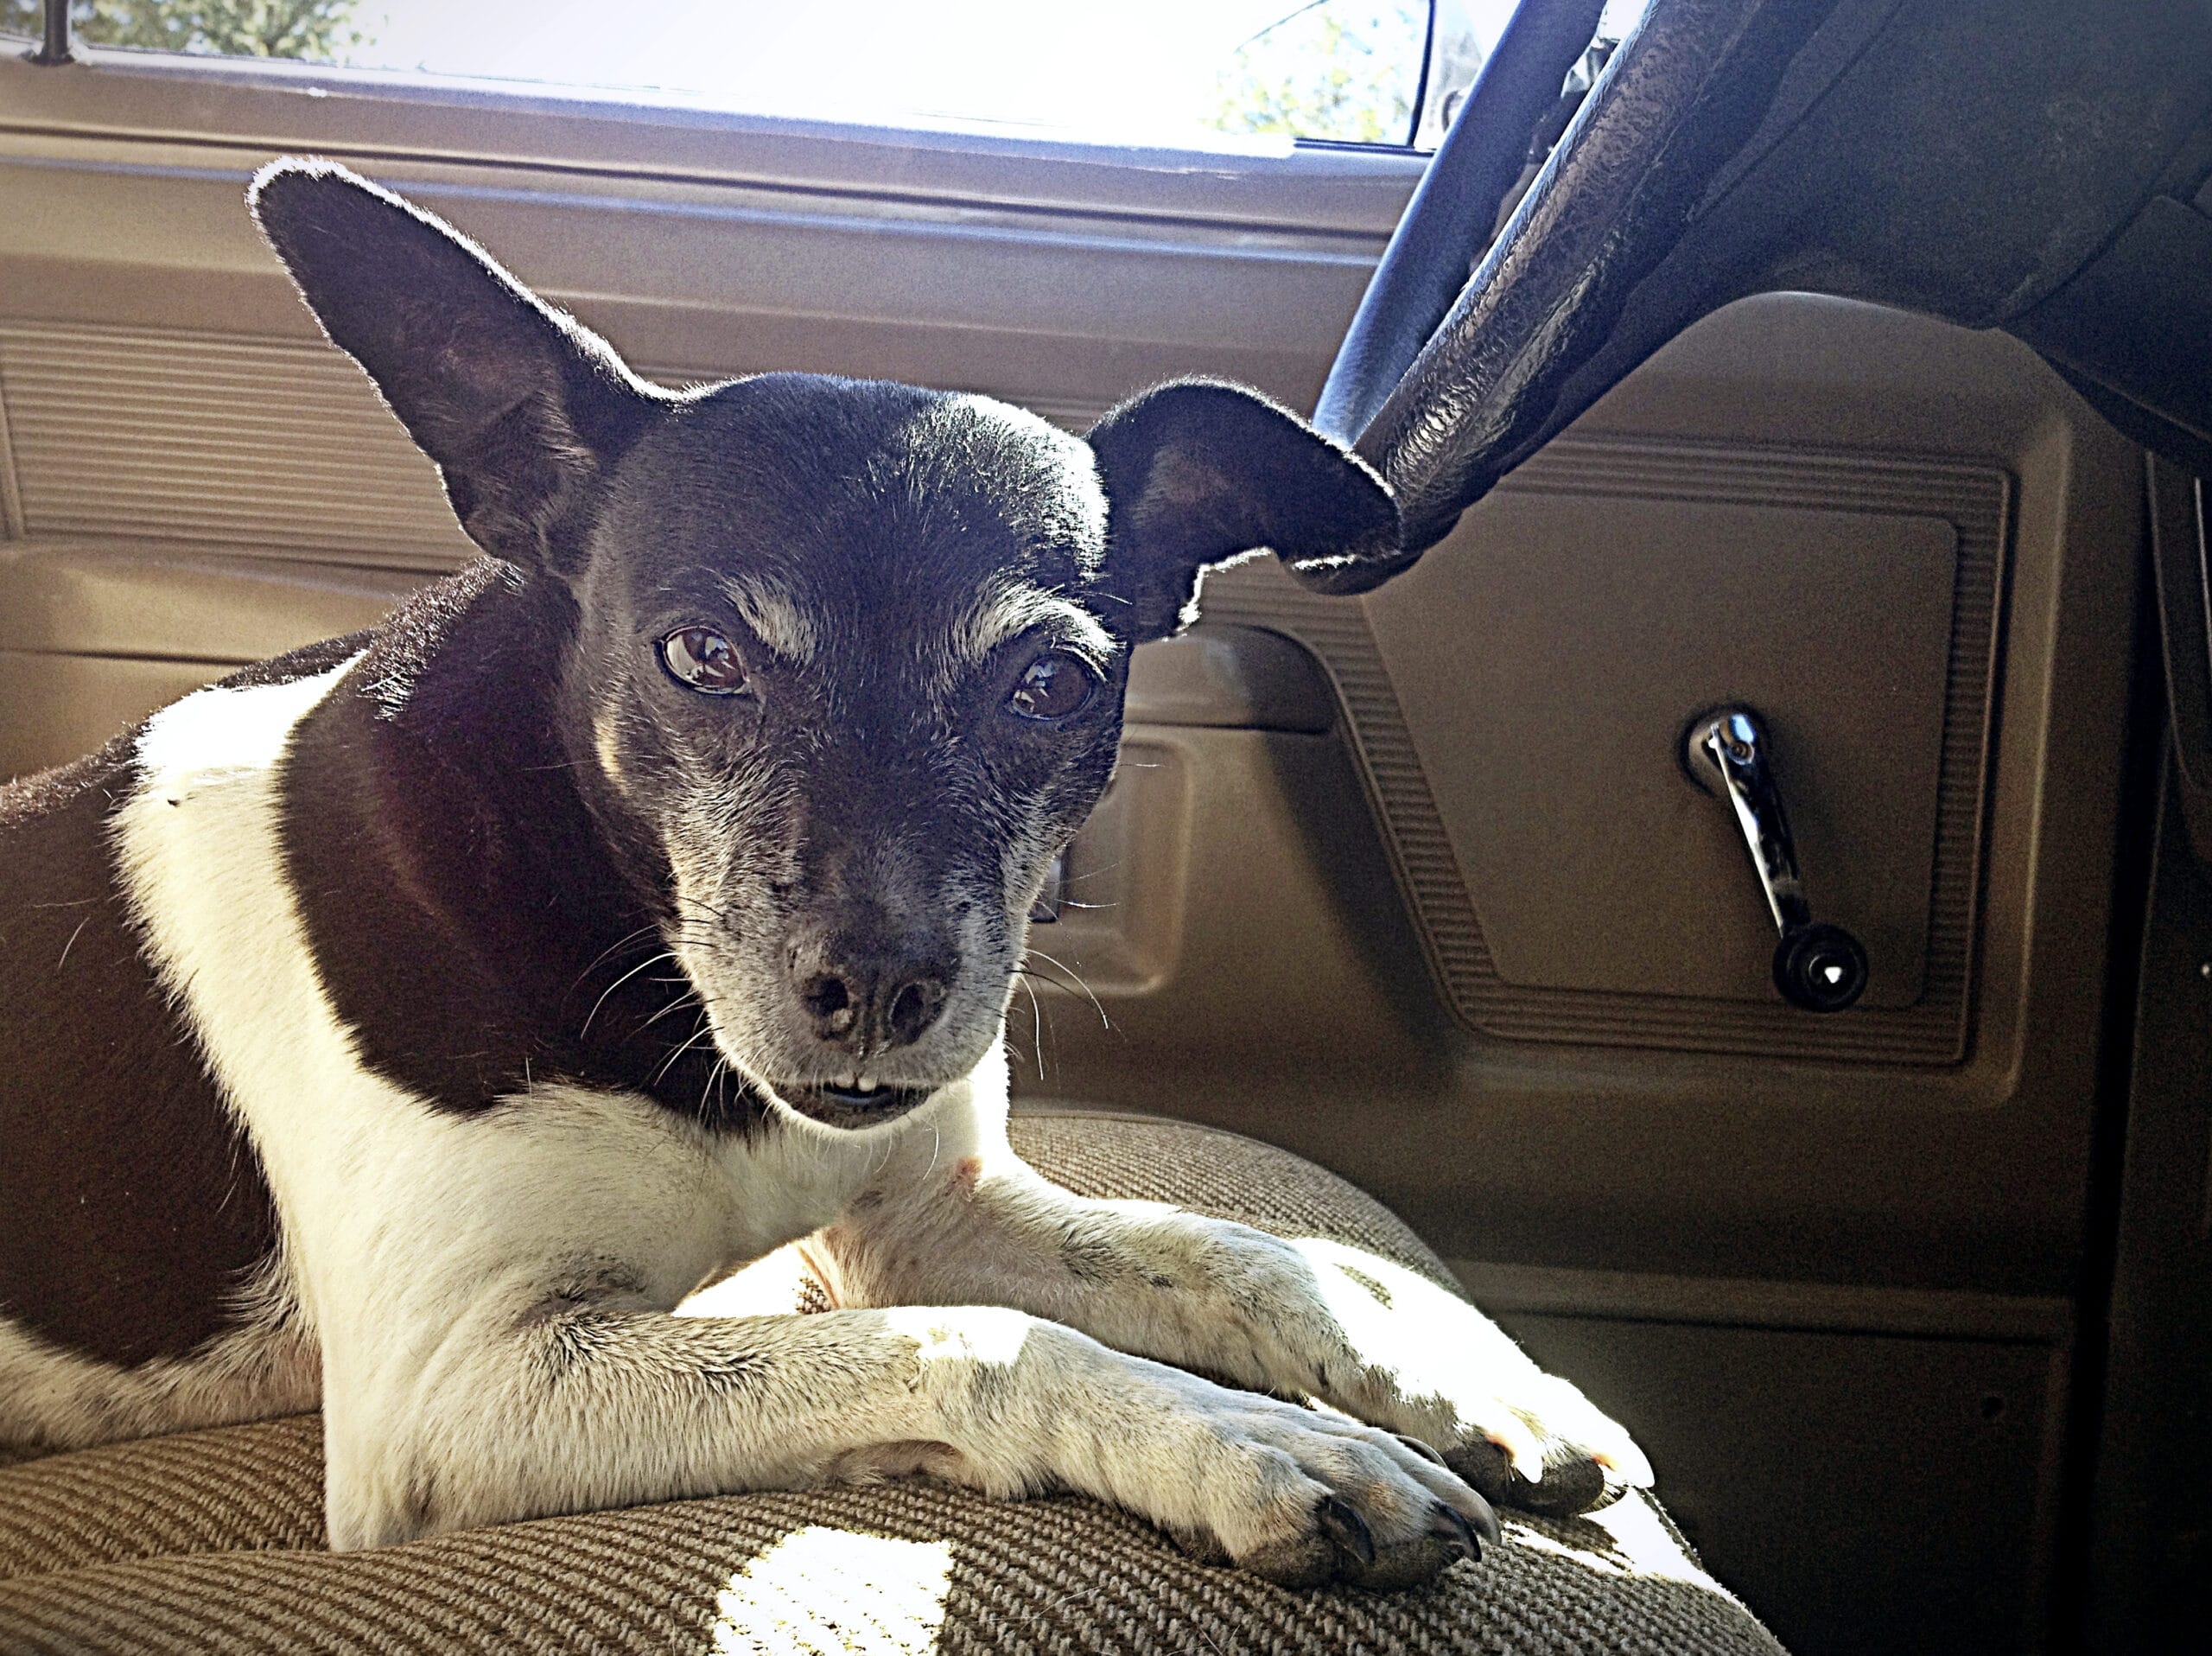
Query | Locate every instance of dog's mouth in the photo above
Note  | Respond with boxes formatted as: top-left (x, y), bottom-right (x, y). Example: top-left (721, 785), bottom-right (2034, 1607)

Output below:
top-left (776, 1080), bottom-right (934, 1130)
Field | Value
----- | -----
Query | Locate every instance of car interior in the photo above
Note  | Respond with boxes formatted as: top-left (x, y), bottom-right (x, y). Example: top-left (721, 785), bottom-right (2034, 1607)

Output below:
top-left (3, 1), bottom-right (2209, 1651)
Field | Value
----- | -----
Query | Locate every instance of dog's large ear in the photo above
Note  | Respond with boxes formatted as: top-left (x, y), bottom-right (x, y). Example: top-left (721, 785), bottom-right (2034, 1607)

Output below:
top-left (249, 158), bottom-right (663, 574)
top-left (1084, 380), bottom-right (1401, 641)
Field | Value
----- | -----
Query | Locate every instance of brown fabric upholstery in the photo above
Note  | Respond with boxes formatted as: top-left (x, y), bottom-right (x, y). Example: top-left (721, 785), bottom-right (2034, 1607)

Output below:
top-left (0, 1110), bottom-right (1787, 1653)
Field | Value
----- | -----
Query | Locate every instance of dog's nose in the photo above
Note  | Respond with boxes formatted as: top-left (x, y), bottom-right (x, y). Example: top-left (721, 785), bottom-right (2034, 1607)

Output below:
top-left (795, 950), bottom-right (956, 1054)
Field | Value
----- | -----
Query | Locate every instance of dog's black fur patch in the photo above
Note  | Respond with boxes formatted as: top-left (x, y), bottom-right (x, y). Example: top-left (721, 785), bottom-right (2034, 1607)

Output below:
top-left (0, 637), bottom-right (362, 1365)
top-left (277, 559), bottom-right (760, 1121)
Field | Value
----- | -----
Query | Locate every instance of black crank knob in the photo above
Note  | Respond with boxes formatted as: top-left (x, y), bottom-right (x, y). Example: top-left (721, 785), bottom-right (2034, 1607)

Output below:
top-left (1772, 923), bottom-right (1870, 1014)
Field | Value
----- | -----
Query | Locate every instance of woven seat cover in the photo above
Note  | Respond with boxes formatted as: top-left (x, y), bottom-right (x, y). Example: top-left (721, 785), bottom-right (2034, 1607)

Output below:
top-left (0, 1111), bottom-right (1787, 1654)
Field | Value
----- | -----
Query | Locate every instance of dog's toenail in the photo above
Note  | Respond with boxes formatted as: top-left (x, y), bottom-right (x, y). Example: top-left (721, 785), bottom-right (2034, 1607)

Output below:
top-left (1315, 1494), bottom-right (1376, 1567)
top-left (1432, 1504), bottom-right (1484, 1563)
top-left (1464, 1492), bottom-right (1502, 1549)
top-left (1394, 1432), bottom-right (1448, 1468)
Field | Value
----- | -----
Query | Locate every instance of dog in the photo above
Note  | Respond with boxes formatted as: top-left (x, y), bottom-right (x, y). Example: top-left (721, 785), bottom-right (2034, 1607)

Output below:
top-left (0, 160), bottom-right (1648, 1589)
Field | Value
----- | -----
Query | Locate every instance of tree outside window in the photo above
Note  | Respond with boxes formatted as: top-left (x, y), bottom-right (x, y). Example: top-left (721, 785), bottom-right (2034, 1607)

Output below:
top-left (1210, 1), bottom-right (1429, 146)
top-left (2, 1), bottom-right (371, 59)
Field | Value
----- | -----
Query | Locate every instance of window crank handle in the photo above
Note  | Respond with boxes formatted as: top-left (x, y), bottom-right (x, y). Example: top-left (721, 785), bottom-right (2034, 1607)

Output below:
top-left (1683, 708), bottom-right (1868, 1014)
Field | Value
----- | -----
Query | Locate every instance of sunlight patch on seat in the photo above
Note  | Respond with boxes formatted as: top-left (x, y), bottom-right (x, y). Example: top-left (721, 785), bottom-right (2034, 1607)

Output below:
top-left (709, 1525), bottom-right (954, 1654)
top-left (680, 1244), bottom-right (824, 1319)
top-left (1505, 1494), bottom-right (1711, 1589)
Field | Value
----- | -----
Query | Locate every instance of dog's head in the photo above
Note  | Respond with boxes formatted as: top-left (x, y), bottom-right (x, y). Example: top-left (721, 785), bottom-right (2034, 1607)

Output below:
top-left (251, 160), bottom-right (1396, 1131)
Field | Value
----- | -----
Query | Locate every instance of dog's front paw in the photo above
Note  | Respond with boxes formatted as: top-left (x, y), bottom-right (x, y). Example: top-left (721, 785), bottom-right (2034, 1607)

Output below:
top-left (1144, 1380), bottom-right (1501, 1590)
top-left (1278, 1239), bottom-right (1653, 1519)
top-left (1424, 1367), bottom-right (1653, 1519)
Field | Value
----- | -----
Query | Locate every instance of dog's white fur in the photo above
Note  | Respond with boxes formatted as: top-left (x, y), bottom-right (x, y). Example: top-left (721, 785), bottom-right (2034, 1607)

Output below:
top-left (718, 574), bottom-right (821, 666)
top-left (3, 659), bottom-right (1645, 1561)
top-left (0, 1259), bottom-right (315, 1450)
top-left (950, 579), bottom-right (1117, 677)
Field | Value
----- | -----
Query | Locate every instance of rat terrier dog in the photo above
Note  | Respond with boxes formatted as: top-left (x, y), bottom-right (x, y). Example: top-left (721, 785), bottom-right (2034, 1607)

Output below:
top-left (0, 162), bottom-right (1647, 1588)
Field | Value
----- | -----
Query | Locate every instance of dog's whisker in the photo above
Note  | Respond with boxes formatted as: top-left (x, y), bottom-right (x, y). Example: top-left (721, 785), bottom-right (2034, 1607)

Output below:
top-left (1017, 975), bottom-right (1046, 1081)
top-left (579, 950), bottom-right (680, 1041)
top-left (867, 1132), bottom-right (899, 1184)
top-left (54, 916), bottom-right (90, 971)
top-left (1022, 947), bottom-right (1109, 1030)
top-left (569, 923), bottom-right (669, 991)
top-left (651, 1011), bottom-right (722, 1087)
top-left (669, 893), bottom-right (745, 930)
top-left (698, 1051), bottom-right (733, 1119)
top-left (641, 990), bottom-right (702, 1031)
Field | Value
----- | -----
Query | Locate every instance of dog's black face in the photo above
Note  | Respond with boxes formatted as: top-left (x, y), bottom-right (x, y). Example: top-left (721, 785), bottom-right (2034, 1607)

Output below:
top-left (569, 381), bottom-right (1126, 1124)
top-left (249, 161), bottom-right (1398, 1130)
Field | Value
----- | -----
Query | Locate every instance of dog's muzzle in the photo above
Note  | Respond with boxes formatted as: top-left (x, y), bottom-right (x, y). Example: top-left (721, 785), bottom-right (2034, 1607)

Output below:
top-left (693, 899), bottom-right (983, 1129)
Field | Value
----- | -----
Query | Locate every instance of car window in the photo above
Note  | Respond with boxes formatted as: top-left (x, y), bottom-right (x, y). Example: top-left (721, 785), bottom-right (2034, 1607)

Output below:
top-left (4, 0), bottom-right (1441, 149)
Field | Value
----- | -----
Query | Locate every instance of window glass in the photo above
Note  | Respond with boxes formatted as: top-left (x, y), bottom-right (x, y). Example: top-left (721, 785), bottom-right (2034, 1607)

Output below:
top-left (4, 0), bottom-right (1452, 150)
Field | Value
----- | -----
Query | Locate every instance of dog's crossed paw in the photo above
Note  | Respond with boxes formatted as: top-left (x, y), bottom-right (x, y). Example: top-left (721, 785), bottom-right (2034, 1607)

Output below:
top-left (1271, 1239), bottom-right (1652, 1521)
top-left (1128, 1382), bottom-right (1499, 1590)
top-left (1224, 1494), bottom-right (1487, 1593)
top-left (1430, 1372), bottom-right (1655, 1519)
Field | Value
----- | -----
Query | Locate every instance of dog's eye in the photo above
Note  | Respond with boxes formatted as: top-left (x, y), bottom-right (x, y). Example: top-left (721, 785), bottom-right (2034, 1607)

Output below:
top-left (659, 627), bottom-right (749, 695)
top-left (1007, 650), bottom-right (1096, 721)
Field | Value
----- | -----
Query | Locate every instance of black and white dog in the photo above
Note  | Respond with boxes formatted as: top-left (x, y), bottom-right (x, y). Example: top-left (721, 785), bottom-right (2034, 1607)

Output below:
top-left (0, 162), bottom-right (1647, 1589)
